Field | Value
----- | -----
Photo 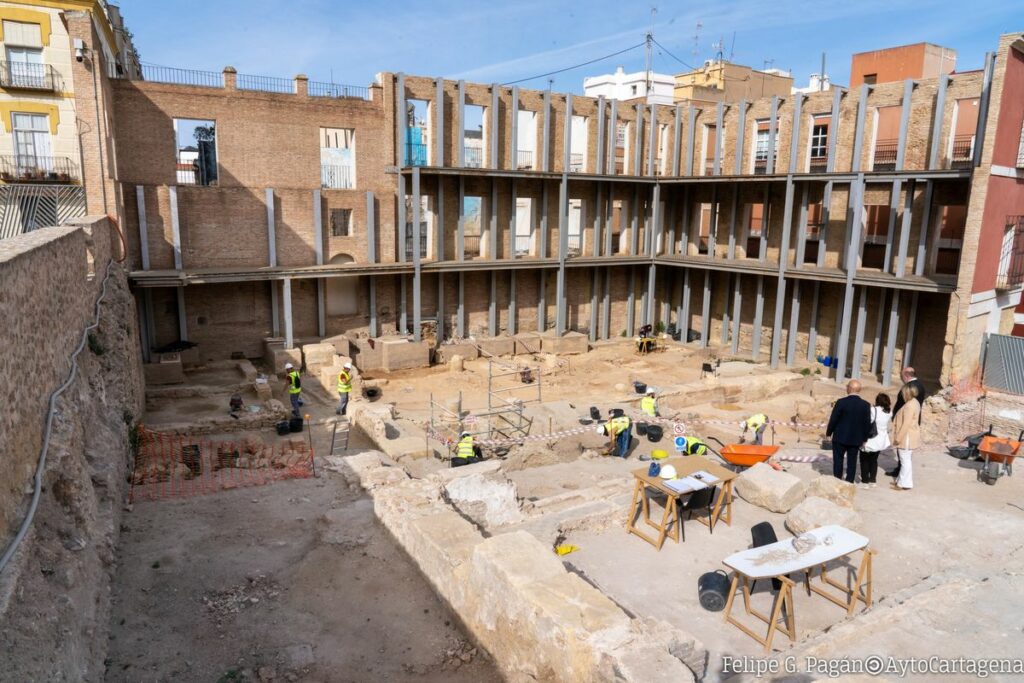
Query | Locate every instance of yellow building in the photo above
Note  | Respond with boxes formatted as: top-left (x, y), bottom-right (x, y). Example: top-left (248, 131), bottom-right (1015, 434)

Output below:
top-left (673, 60), bottom-right (793, 105)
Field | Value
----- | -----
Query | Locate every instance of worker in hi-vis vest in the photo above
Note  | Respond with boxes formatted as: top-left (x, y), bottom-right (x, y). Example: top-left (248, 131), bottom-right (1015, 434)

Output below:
top-left (452, 431), bottom-right (483, 467)
top-left (284, 362), bottom-right (302, 418)
top-left (640, 387), bottom-right (658, 417)
top-left (598, 415), bottom-right (632, 458)
top-left (742, 413), bottom-right (769, 445)
top-left (336, 362), bottom-right (353, 416)
top-left (680, 435), bottom-right (708, 455)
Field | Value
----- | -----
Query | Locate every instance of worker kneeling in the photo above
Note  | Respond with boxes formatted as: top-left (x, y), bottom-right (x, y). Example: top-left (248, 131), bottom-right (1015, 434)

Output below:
top-left (597, 415), bottom-right (633, 458)
top-left (742, 413), bottom-right (769, 445)
top-left (452, 431), bottom-right (484, 468)
top-left (680, 435), bottom-right (708, 456)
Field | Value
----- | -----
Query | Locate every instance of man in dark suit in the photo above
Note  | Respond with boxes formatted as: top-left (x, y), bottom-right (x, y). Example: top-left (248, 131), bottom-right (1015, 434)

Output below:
top-left (887, 366), bottom-right (927, 477)
top-left (826, 380), bottom-right (872, 483)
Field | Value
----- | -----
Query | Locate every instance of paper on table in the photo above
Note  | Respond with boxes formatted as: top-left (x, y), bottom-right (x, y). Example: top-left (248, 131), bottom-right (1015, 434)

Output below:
top-left (691, 470), bottom-right (719, 485)
top-left (665, 476), bottom-right (707, 494)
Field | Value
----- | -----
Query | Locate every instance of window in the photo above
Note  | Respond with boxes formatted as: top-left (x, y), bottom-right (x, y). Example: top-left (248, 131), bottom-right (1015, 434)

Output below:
top-left (996, 216), bottom-right (1024, 289)
top-left (514, 197), bottom-right (534, 256)
top-left (615, 122), bottom-right (629, 174)
top-left (745, 203), bottom-right (765, 258)
top-left (516, 110), bottom-right (537, 169)
top-left (173, 118), bottom-right (217, 185)
top-left (862, 204), bottom-right (891, 269)
top-left (657, 124), bottom-right (669, 175)
top-left (330, 208), bottom-right (352, 237)
top-left (753, 120), bottom-right (776, 174)
top-left (697, 203), bottom-right (713, 254)
top-left (569, 116), bottom-right (587, 172)
top-left (322, 127), bottom-right (355, 188)
top-left (804, 202), bottom-right (824, 264)
top-left (810, 116), bottom-right (829, 171)
top-left (631, 84), bottom-right (638, 95)
top-left (935, 205), bottom-right (966, 275)
top-left (462, 195), bottom-right (482, 258)
top-left (872, 107), bottom-right (900, 171)
top-left (404, 196), bottom-right (429, 259)
top-left (12, 112), bottom-right (51, 172)
top-left (404, 99), bottom-right (429, 167)
top-left (568, 199), bottom-right (583, 254)
top-left (4, 45), bottom-right (45, 89)
top-left (703, 125), bottom-right (717, 175)
top-left (863, 74), bottom-right (877, 85)
top-left (949, 98), bottom-right (978, 169)
top-left (463, 104), bottom-right (485, 168)
top-left (1018, 121), bottom-right (1024, 168)
top-left (2, 20), bottom-right (42, 46)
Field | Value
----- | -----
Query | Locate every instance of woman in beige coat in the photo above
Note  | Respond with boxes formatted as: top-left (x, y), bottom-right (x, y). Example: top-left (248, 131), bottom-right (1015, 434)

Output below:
top-left (891, 385), bottom-right (921, 490)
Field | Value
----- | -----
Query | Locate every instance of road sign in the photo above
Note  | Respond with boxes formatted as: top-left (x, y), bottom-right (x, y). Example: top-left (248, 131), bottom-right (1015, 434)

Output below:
top-left (674, 436), bottom-right (687, 451)
top-left (673, 422), bottom-right (686, 435)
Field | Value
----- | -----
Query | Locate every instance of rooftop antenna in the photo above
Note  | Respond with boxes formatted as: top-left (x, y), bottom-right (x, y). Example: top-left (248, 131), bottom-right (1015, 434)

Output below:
top-left (729, 31), bottom-right (736, 62)
top-left (712, 37), bottom-right (724, 65)
top-left (763, 58), bottom-right (775, 71)
top-left (692, 21), bottom-right (702, 62)
top-left (820, 52), bottom-right (827, 91)
top-left (645, 6), bottom-right (657, 95)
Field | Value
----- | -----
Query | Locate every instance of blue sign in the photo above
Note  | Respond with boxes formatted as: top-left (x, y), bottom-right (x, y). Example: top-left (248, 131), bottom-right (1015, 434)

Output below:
top-left (674, 436), bottom-right (687, 451)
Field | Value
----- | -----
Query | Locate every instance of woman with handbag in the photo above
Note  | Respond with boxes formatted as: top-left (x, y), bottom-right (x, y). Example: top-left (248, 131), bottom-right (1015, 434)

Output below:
top-left (891, 385), bottom-right (921, 490)
top-left (859, 393), bottom-right (891, 488)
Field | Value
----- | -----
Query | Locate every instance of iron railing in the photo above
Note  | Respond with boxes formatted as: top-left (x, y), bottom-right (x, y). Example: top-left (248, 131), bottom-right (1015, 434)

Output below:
top-left (464, 147), bottom-right (483, 168)
top-left (0, 61), bottom-right (59, 91)
top-left (516, 150), bottom-right (534, 170)
top-left (321, 164), bottom-right (354, 189)
top-left (753, 157), bottom-right (769, 175)
top-left (0, 184), bottom-right (86, 240)
top-left (0, 155), bottom-right (80, 183)
top-left (809, 156), bottom-right (828, 173)
top-left (569, 153), bottom-right (585, 172)
top-left (873, 139), bottom-right (898, 171)
top-left (950, 135), bottom-right (975, 169)
top-left (567, 233), bottom-right (582, 254)
top-left (237, 73), bottom-right (294, 94)
top-left (995, 215), bottom-right (1024, 290)
top-left (405, 227), bottom-right (428, 260)
top-left (175, 150), bottom-right (216, 186)
top-left (405, 142), bottom-right (428, 167)
top-left (139, 64), bottom-right (223, 87)
top-left (308, 81), bottom-right (370, 100)
top-left (514, 234), bottom-right (531, 256)
top-left (1018, 130), bottom-right (1024, 168)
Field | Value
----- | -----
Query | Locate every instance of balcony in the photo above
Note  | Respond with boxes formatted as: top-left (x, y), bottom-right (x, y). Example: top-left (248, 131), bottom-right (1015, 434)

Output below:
top-left (464, 147), bottom-right (483, 169)
top-left (0, 61), bottom-right (59, 91)
top-left (514, 234), bottom-right (531, 256)
top-left (404, 225), bottom-right (428, 260)
top-left (567, 232), bottom-right (582, 256)
top-left (809, 156), bottom-right (828, 173)
top-left (569, 153), bottom-right (584, 173)
top-left (872, 139), bottom-right (898, 171)
top-left (321, 163), bottom-right (354, 189)
top-left (950, 135), bottom-right (974, 170)
top-left (516, 150), bottom-right (534, 170)
top-left (995, 215), bottom-right (1024, 291)
top-left (753, 157), bottom-right (769, 175)
top-left (0, 155), bottom-right (79, 183)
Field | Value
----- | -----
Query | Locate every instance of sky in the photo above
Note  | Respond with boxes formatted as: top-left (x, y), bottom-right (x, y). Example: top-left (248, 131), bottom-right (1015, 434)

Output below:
top-left (116, 0), bottom-right (1020, 93)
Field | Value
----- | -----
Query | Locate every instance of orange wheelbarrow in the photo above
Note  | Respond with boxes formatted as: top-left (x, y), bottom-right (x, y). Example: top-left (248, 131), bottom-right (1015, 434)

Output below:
top-left (978, 430), bottom-right (1023, 485)
top-left (706, 438), bottom-right (780, 470)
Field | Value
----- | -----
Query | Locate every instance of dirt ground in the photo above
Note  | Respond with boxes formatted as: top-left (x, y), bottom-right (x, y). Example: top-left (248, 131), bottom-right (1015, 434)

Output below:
top-left (105, 423), bottom-right (502, 683)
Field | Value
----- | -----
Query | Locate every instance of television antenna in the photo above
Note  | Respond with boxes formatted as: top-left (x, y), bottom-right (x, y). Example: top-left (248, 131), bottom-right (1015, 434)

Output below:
top-left (692, 21), bottom-right (703, 60)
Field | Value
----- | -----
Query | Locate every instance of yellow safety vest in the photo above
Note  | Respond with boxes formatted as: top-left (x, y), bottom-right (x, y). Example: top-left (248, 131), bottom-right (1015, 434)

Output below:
top-left (608, 416), bottom-right (631, 437)
top-left (746, 413), bottom-right (767, 430)
top-left (683, 436), bottom-right (707, 455)
top-left (640, 396), bottom-right (657, 417)
top-left (287, 370), bottom-right (302, 395)
top-left (337, 370), bottom-right (352, 393)
top-left (457, 435), bottom-right (475, 459)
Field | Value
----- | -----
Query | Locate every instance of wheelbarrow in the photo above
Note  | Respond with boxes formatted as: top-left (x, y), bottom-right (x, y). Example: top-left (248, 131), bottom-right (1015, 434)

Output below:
top-left (706, 437), bottom-right (779, 470)
top-left (977, 429), bottom-right (1023, 485)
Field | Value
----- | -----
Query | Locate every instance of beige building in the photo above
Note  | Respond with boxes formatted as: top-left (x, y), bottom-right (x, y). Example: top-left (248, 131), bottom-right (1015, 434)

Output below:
top-left (674, 60), bottom-right (794, 105)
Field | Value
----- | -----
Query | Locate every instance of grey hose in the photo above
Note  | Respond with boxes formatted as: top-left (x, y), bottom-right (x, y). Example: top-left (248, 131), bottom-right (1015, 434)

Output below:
top-left (0, 260), bottom-right (116, 573)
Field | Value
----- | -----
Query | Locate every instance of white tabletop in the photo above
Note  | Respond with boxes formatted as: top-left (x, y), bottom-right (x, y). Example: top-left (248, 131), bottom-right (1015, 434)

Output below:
top-left (723, 525), bottom-right (869, 579)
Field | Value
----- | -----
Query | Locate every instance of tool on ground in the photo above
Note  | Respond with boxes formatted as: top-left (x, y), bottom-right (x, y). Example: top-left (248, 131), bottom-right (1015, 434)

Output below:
top-left (330, 418), bottom-right (351, 458)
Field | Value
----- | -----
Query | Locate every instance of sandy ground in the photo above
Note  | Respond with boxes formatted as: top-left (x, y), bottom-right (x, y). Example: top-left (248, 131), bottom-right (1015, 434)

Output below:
top-left (106, 421), bottom-right (501, 682)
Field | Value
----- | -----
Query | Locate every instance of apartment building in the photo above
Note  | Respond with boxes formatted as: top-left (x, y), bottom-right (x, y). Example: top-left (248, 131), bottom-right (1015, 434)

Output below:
top-left (583, 66), bottom-right (675, 106)
top-left (674, 60), bottom-right (794, 105)
top-left (0, 0), bottom-right (138, 237)
top-left (850, 42), bottom-right (957, 88)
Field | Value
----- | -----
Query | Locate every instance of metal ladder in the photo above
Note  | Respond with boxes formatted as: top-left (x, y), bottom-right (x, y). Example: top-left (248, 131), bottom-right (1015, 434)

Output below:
top-left (329, 418), bottom-right (350, 456)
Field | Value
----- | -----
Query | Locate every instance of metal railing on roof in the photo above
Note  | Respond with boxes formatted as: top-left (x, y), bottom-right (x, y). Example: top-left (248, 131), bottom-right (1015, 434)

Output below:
top-left (138, 64), bottom-right (223, 87)
top-left (309, 81), bottom-right (370, 100)
top-left (237, 73), bottom-right (294, 94)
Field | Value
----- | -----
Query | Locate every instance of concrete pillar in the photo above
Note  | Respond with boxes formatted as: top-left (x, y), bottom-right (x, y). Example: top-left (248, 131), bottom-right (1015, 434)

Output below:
top-left (630, 187), bottom-right (639, 256)
top-left (266, 187), bottom-right (277, 266)
top-left (606, 99), bottom-right (618, 174)
top-left (397, 173), bottom-right (407, 263)
top-left (176, 287), bottom-right (188, 342)
top-left (914, 181), bottom-right (935, 276)
top-left (633, 103), bottom-right (643, 176)
top-left (596, 96), bottom-right (606, 173)
top-left (713, 102), bottom-right (724, 175)
top-left (835, 175), bottom-right (865, 381)
top-left (369, 277), bottom-right (378, 338)
top-left (788, 94), bottom-right (804, 174)
top-left (818, 181), bottom-right (832, 267)
top-left (508, 270), bottom-right (517, 335)
top-left (491, 83), bottom-right (500, 169)
top-left (542, 89), bottom-right (551, 172)
top-left (537, 270), bottom-right (546, 332)
top-left (627, 268), bottom-right (636, 335)
top-left (540, 183), bottom-right (549, 258)
top-left (895, 179), bottom-right (916, 277)
top-left (870, 289), bottom-right (887, 376)
top-left (317, 280), bottom-right (326, 338)
top-left (786, 279), bottom-right (801, 366)
top-left (651, 183), bottom-right (661, 256)
top-left (593, 184), bottom-right (603, 257)
top-left (646, 264), bottom-right (657, 329)
top-left (563, 92), bottom-right (573, 172)
top-left (807, 281), bottom-right (820, 361)
top-left (759, 185), bottom-right (769, 262)
top-left (457, 272), bottom-right (465, 337)
top-left (928, 75), bottom-right (950, 170)
top-left (435, 77), bottom-right (445, 167)
top-left (603, 186), bottom-right (613, 256)
top-left (895, 79), bottom-right (914, 171)
top-left (734, 100), bottom-right (747, 175)
top-left (852, 286), bottom-right (869, 380)
top-left (730, 274), bottom-right (743, 354)
top-left (399, 274), bottom-right (407, 335)
top-left (412, 167), bottom-right (422, 341)
top-left (135, 186), bottom-right (150, 270)
top-left (395, 73), bottom-right (406, 165)
top-left (457, 176), bottom-right (465, 261)
top-left (752, 275), bottom-right (765, 360)
top-left (366, 191), bottom-right (376, 263)
top-left (794, 182), bottom-right (809, 266)
top-left (826, 88), bottom-right (843, 172)
top-left (672, 104), bottom-right (682, 176)
top-left (437, 273), bottom-right (445, 343)
top-left (973, 52), bottom-right (995, 167)
top-left (882, 290), bottom-right (901, 387)
top-left (680, 269), bottom-right (691, 341)
top-left (679, 186), bottom-right (690, 254)
top-left (601, 266), bottom-right (611, 340)
top-left (457, 80), bottom-right (466, 166)
top-left (312, 189), bottom-right (323, 266)
top-left (881, 180), bottom-right (901, 272)
top-left (770, 176), bottom-right (796, 368)
top-left (489, 178), bottom-right (498, 258)
top-left (590, 269), bottom-right (599, 342)
top-left (510, 86), bottom-right (519, 168)
top-left (727, 187), bottom-right (739, 259)
top-left (436, 181), bottom-right (445, 261)
top-left (766, 96), bottom-right (778, 174)
top-left (169, 185), bottom-right (182, 270)
top-left (851, 84), bottom-right (873, 173)
top-left (904, 292), bottom-right (919, 367)
top-left (647, 103), bottom-right (657, 176)
top-left (709, 186), bottom-right (719, 259)
top-left (684, 104), bottom-right (697, 176)
top-left (282, 278), bottom-right (292, 349)
top-left (141, 289), bottom-right (155, 361)
top-left (270, 281), bottom-right (280, 337)
top-left (489, 270), bottom-right (497, 336)
top-left (700, 271), bottom-right (711, 347)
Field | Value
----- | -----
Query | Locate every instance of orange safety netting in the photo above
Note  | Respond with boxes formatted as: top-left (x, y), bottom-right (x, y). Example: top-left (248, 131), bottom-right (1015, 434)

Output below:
top-left (129, 426), bottom-right (315, 502)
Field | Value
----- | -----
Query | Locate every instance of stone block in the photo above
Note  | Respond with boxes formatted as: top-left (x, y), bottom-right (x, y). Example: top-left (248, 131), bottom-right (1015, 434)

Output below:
top-left (349, 337), bottom-right (383, 371)
top-left (430, 459), bottom-right (503, 483)
top-left (513, 332), bottom-right (543, 355)
top-left (445, 473), bottom-right (523, 528)
top-left (321, 334), bottom-right (351, 358)
top-left (381, 338), bottom-right (430, 372)
top-left (785, 496), bottom-right (863, 535)
top-left (254, 378), bottom-right (273, 400)
top-left (143, 360), bottom-right (183, 385)
top-left (476, 336), bottom-right (515, 358)
top-left (237, 359), bottom-right (257, 381)
top-left (735, 462), bottom-right (807, 513)
top-left (540, 331), bottom-right (589, 355)
top-left (270, 347), bottom-right (301, 374)
top-left (806, 475), bottom-right (857, 508)
top-left (436, 342), bottom-right (479, 363)
top-left (301, 342), bottom-right (338, 374)
top-left (605, 645), bottom-right (696, 683)
top-left (318, 358), bottom-right (355, 393)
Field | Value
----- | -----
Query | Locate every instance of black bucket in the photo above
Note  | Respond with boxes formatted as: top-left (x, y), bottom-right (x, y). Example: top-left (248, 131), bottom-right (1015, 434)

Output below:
top-left (610, 408), bottom-right (625, 418)
top-left (276, 421), bottom-right (290, 436)
top-left (289, 416), bottom-right (304, 433)
top-left (363, 387), bottom-right (382, 401)
top-left (633, 381), bottom-right (647, 394)
top-left (180, 445), bottom-right (201, 476)
top-left (647, 425), bottom-right (664, 443)
top-left (589, 406), bottom-right (601, 421)
top-left (636, 422), bottom-right (649, 436)
top-left (698, 570), bottom-right (731, 612)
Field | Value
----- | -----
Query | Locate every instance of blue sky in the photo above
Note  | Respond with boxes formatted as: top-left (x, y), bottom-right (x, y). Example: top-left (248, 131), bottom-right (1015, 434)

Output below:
top-left (117, 0), bottom-right (1020, 93)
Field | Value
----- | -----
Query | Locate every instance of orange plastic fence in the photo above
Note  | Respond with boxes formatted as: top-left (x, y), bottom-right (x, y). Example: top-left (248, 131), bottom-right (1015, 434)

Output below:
top-left (130, 427), bottom-right (314, 502)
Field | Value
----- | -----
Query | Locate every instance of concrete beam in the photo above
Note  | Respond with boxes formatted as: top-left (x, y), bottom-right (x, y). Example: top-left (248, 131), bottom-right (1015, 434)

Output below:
top-left (282, 278), bottom-right (292, 349)
top-left (135, 185), bottom-right (149, 270)
top-left (928, 75), bottom-right (949, 170)
top-left (435, 77), bottom-right (445, 167)
top-left (786, 279), bottom-right (801, 366)
top-left (412, 167), bottom-right (422, 341)
top-left (169, 185), bottom-right (182, 270)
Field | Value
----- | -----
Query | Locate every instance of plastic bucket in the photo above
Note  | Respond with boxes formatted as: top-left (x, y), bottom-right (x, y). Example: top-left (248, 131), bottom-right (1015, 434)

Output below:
top-left (636, 422), bottom-right (649, 436)
top-left (647, 425), bottom-right (664, 442)
top-left (698, 570), bottom-right (731, 612)
top-left (289, 416), bottom-right (304, 433)
top-left (589, 406), bottom-right (601, 421)
top-left (634, 381), bottom-right (647, 394)
top-left (276, 421), bottom-right (291, 436)
top-left (610, 408), bottom-right (625, 418)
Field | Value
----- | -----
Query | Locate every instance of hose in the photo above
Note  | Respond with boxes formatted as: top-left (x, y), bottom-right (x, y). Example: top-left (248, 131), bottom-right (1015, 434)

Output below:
top-left (108, 213), bottom-right (127, 263)
top-left (0, 259), bottom-right (116, 574)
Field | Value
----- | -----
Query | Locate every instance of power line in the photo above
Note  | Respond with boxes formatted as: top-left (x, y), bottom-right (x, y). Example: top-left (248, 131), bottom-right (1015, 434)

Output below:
top-left (501, 41), bottom-right (646, 86)
top-left (652, 37), bottom-right (698, 72)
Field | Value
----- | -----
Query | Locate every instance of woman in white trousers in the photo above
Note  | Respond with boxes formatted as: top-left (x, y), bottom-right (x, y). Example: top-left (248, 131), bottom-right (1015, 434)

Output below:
top-left (891, 384), bottom-right (921, 490)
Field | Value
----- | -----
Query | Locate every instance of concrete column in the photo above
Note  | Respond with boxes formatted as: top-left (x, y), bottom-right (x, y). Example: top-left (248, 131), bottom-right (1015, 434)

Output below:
top-left (672, 104), bottom-right (682, 176)
top-left (540, 183), bottom-right (549, 258)
top-left (647, 103), bottom-right (657, 176)
top-left (282, 278), bottom-right (292, 349)
top-left (508, 178), bottom-right (517, 258)
top-left (895, 79), bottom-right (914, 170)
top-left (270, 281), bottom-right (279, 337)
top-left (646, 264), bottom-right (657, 328)
top-left (974, 52), bottom-right (996, 167)
top-left (882, 290), bottom-right (901, 386)
top-left (928, 75), bottom-right (950, 170)
top-left (397, 173), bottom-right (407, 263)
top-left (457, 177), bottom-right (465, 261)
top-left (489, 270), bottom-right (497, 336)
top-left (435, 77), bottom-right (445, 167)
top-left (735, 100), bottom-right (747, 175)
top-left (596, 96), bottom-right (606, 173)
top-left (721, 276), bottom-right (732, 346)
top-left (508, 270), bottom-right (517, 335)
top-left (510, 86), bottom-right (519, 167)
top-left (807, 281), bottom-right (820, 361)
top-left (651, 183), bottom-right (661, 255)
top-left (895, 179), bottom-right (916, 277)
top-left (412, 167), bottom-right (422, 341)
top-left (851, 286), bottom-right (869, 380)
top-left (679, 186), bottom-right (690, 254)
top-left (835, 175), bottom-right (865, 381)
top-left (399, 274), bottom-right (407, 335)
top-left (788, 94), bottom-right (804, 174)
top-left (904, 291), bottom-right (919, 366)
top-left (633, 103), bottom-right (643, 176)
top-left (135, 186), bottom-right (150, 270)
top-left (265, 187), bottom-right (277, 266)
top-left (169, 186), bottom-right (182, 270)
top-left (665, 194), bottom-right (676, 256)
top-left (680, 269), bottom-right (691, 341)
top-left (770, 176), bottom-right (796, 367)
top-left (309, 191), bottom-right (323, 268)
top-left (630, 187), bottom-right (639, 255)
top-left (766, 96), bottom-right (778, 174)
top-left (369, 277), bottom-right (378, 338)
top-left (794, 182), bottom-right (809, 266)
top-left (914, 181), bottom-right (935, 276)
top-left (601, 267), bottom-right (611, 340)
top-left (542, 89), bottom-right (551, 172)
top-left (627, 268), bottom-right (636, 335)
top-left (176, 287), bottom-right (188, 342)
top-left (437, 181), bottom-right (445, 261)
top-left (317, 280), bottom-right (326, 338)
top-left (709, 186), bottom-right (719, 259)
top-left (437, 273), bottom-right (445, 342)
top-left (603, 187), bottom-right (613, 256)
top-left (606, 99), bottom-right (618, 174)
top-left (826, 88), bottom-right (843, 172)
top-left (457, 80), bottom-right (466, 166)
top-left (490, 83), bottom-right (500, 169)
top-left (818, 181), bottom-right (832, 267)
top-left (684, 105), bottom-right (697, 176)
top-left (752, 275), bottom-right (765, 360)
top-left (395, 73), bottom-right (406, 165)
top-left (727, 188), bottom-right (739, 259)
top-left (700, 271), bottom-right (711, 347)
top-left (563, 93), bottom-right (573, 172)
top-left (713, 102), bottom-right (724, 175)
top-left (489, 179), bottom-right (498, 258)
top-left (590, 269), bottom-right (599, 342)
top-left (851, 84), bottom-right (872, 173)
top-left (759, 185), bottom-right (769, 262)
top-left (882, 180), bottom-right (901, 272)
top-left (593, 184), bottom-right (603, 257)
top-left (537, 270), bottom-right (546, 332)
top-left (457, 272), bottom-right (465, 337)
top-left (870, 289), bottom-right (887, 376)
top-left (786, 279), bottom-right (801, 366)
top-left (366, 191), bottom-right (376, 263)
top-left (730, 274), bottom-right (743, 354)
top-left (141, 289), bottom-right (156, 359)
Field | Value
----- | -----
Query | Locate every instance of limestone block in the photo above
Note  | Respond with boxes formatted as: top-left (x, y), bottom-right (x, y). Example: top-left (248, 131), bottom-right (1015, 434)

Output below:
top-left (321, 334), bottom-right (351, 358)
top-left (301, 342), bottom-right (338, 374)
top-left (381, 338), bottom-right (430, 372)
top-left (265, 399), bottom-right (286, 414)
top-left (735, 462), bottom-right (807, 513)
top-left (604, 645), bottom-right (696, 683)
top-left (254, 378), bottom-right (273, 400)
top-left (436, 342), bottom-right (479, 363)
top-left (237, 359), bottom-right (258, 381)
top-left (628, 616), bottom-right (706, 679)
top-left (430, 459), bottom-right (503, 483)
top-left (476, 336), bottom-right (515, 357)
top-left (445, 473), bottom-right (523, 528)
top-left (143, 360), bottom-right (183, 385)
top-left (806, 475), bottom-right (857, 508)
top-left (449, 355), bottom-right (464, 373)
top-left (270, 347), bottom-right (301, 374)
top-left (785, 496), bottom-right (863, 535)
top-left (349, 337), bottom-right (383, 371)
top-left (513, 332), bottom-right (543, 355)
top-left (540, 331), bottom-right (589, 355)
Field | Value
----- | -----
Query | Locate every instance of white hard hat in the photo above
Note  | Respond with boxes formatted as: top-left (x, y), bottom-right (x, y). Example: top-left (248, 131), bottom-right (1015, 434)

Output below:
top-left (284, 363), bottom-right (294, 370)
top-left (646, 387), bottom-right (656, 394)
top-left (460, 431), bottom-right (471, 438)
top-left (659, 464), bottom-right (678, 479)
top-left (595, 424), bottom-right (606, 435)
top-left (343, 362), bottom-right (352, 369)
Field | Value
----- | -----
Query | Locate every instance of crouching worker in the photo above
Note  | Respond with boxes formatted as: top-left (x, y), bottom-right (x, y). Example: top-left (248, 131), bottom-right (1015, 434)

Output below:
top-left (452, 431), bottom-right (484, 467)
top-left (741, 413), bottom-right (769, 445)
top-left (640, 387), bottom-right (659, 417)
top-left (597, 415), bottom-right (633, 458)
top-left (679, 435), bottom-right (708, 455)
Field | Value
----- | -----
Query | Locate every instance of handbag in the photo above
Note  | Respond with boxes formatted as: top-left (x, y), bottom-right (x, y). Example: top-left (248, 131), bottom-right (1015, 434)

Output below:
top-left (867, 408), bottom-right (878, 440)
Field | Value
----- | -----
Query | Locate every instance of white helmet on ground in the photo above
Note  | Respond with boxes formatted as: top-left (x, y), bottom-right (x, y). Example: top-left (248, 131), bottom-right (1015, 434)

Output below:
top-left (595, 424), bottom-right (606, 435)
